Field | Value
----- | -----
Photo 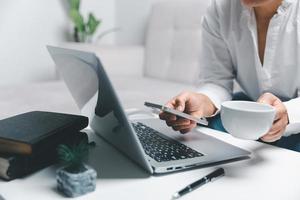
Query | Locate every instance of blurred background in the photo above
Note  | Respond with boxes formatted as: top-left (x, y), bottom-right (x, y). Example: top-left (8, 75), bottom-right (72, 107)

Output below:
top-left (0, 0), bottom-right (168, 86)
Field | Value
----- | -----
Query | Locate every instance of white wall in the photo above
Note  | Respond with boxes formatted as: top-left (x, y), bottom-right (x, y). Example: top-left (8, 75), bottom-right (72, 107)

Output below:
top-left (0, 0), bottom-right (116, 85)
top-left (0, 0), bottom-right (68, 85)
top-left (115, 0), bottom-right (170, 45)
top-left (0, 0), bottom-right (207, 85)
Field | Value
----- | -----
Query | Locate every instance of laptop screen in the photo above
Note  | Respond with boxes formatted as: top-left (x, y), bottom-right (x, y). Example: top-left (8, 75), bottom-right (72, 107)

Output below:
top-left (48, 46), bottom-right (152, 172)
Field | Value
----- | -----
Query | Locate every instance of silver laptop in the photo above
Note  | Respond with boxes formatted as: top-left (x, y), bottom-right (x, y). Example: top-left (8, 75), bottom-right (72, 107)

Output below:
top-left (47, 46), bottom-right (250, 174)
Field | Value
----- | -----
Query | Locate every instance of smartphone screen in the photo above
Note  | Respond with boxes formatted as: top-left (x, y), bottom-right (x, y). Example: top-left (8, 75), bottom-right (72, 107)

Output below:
top-left (144, 102), bottom-right (208, 126)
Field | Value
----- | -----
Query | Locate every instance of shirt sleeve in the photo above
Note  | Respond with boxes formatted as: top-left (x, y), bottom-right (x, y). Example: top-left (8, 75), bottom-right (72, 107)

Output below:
top-left (197, 0), bottom-right (234, 113)
top-left (283, 97), bottom-right (300, 136)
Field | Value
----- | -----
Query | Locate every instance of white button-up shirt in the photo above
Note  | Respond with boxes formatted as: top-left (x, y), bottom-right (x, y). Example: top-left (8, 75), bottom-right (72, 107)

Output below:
top-left (198, 0), bottom-right (300, 136)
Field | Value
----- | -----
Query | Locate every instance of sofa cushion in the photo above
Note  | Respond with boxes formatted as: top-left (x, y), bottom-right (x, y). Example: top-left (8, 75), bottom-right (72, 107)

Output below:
top-left (110, 75), bottom-right (196, 109)
top-left (145, 0), bottom-right (211, 84)
top-left (0, 77), bottom-right (195, 120)
top-left (62, 43), bottom-right (145, 78)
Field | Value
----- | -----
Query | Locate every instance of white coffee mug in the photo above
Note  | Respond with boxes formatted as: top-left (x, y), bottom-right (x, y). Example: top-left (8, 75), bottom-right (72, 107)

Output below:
top-left (221, 101), bottom-right (276, 140)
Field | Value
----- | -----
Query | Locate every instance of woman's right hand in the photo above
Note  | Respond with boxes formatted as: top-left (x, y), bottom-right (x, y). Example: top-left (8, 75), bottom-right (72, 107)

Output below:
top-left (159, 91), bottom-right (217, 134)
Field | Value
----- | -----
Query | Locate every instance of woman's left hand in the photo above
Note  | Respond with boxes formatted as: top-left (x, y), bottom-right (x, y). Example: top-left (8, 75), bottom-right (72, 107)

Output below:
top-left (257, 93), bottom-right (289, 142)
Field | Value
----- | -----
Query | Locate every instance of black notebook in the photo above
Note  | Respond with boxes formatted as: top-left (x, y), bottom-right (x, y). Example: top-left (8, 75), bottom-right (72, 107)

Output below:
top-left (0, 111), bottom-right (89, 155)
top-left (0, 131), bottom-right (89, 181)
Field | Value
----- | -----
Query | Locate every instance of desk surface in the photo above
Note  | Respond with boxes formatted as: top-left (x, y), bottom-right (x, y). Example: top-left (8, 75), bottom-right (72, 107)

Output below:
top-left (0, 81), bottom-right (299, 200)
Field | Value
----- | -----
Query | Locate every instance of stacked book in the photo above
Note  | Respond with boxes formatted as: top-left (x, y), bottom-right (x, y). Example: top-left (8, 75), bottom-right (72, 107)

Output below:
top-left (0, 111), bottom-right (89, 181)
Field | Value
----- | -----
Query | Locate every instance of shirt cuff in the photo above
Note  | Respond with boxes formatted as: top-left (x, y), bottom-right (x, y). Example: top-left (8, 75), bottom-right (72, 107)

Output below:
top-left (283, 98), bottom-right (300, 136)
top-left (197, 83), bottom-right (232, 116)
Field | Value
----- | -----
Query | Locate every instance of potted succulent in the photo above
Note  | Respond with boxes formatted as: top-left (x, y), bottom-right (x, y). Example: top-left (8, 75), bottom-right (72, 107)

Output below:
top-left (56, 138), bottom-right (97, 197)
top-left (69, 0), bottom-right (101, 43)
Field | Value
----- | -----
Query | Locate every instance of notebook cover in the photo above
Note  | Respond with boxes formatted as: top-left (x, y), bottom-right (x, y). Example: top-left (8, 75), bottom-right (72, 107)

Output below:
top-left (0, 111), bottom-right (89, 154)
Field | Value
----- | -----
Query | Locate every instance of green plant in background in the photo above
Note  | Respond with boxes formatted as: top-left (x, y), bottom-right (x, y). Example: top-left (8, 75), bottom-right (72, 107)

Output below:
top-left (57, 139), bottom-right (93, 173)
top-left (69, 0), bottom-right (101, 42)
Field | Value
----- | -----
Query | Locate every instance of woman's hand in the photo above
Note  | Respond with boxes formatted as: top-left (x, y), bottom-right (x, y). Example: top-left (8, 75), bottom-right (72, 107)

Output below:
top-left (257, 93), bottom-right (289, 142)
top-left (159, 91), bottom-right (217, 134)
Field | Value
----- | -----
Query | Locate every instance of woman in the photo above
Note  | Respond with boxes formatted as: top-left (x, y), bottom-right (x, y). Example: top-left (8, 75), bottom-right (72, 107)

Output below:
top-left (160, 0), bottom-right (300, 152)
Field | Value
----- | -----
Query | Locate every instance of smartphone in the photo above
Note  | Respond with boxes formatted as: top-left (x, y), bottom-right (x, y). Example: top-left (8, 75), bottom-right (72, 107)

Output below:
top-left (144, 102), bottom-right (208, 126)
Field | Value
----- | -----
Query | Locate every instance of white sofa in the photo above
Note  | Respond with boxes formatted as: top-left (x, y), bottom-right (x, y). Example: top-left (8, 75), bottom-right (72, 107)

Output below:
top-left (62, 1), bottom-right (212, 109)
top-left (0, 1), bottom-right (212, 119)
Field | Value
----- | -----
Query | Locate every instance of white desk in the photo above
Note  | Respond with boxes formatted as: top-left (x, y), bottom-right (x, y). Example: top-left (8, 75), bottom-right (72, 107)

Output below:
top-left (0, 81), bottom-right (299, 200)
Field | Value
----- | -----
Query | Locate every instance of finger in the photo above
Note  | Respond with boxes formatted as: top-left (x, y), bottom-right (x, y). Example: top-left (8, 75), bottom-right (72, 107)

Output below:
top-left (261, 133), bottom-right (282, 143)
top-left (166, 118), bottom-right (188, 127)
top-left (261, 133), bottom-right (280, 143)
top-left (261, 131), bottom-right (281, 142)
top-left (160, 94), bottom-right (188, 120)
top-left (257, 93), bottom-right (277, 105)
top-left (172, 123), bottom-right (196, 132)
top-left (165, 101), bottom-right (176, 109)
top-left (171, 118), bottom-right (192, 126)
top-left (257, 93), bottom-right (284, 121)
top-left (268, 118), bottom-right (286, 134)
top-left (164, 97), bottom-right (182, 111)
top-left (166, 119), bottom-right (177, 127)
top-left (172, 92), bottom-right (190, 112)
top-left (159, 112), bottom-right (167, 120)
top-left (160, 100), bottom-right (177, 120)
top-left (261, 129), bottom-right (284, 142)
top-left (274, 104), bottom-right (285, 121)
top-left (159, 112), bottom-right (176, 121)
top-left (165, 118), bottom-right (194, 127)
top-left (263, 125), bottom-right (283, 138)
top-left (164, 114), bottom-right (198, 127)
top-left (180, 127), bottom-right (195, 134)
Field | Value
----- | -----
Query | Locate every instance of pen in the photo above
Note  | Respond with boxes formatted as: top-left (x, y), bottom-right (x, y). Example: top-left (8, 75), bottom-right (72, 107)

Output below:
top-left (172, 168), bottom-right (225, 199)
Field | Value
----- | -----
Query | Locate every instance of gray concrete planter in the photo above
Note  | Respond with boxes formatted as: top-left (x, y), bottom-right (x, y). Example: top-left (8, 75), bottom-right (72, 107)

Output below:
top-left (56, 165), bottom-right (97, 197)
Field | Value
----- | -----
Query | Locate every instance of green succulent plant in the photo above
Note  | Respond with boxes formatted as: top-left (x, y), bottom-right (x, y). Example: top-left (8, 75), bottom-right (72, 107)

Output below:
top-left (57, 138), bottom-right (95, 173)
top-left (69, 0), bottom-right (101, 42)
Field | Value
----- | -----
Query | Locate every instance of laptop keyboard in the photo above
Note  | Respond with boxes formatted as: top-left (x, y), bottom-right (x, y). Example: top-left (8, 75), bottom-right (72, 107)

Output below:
top-left (132, 122), bottom-right (204, 162)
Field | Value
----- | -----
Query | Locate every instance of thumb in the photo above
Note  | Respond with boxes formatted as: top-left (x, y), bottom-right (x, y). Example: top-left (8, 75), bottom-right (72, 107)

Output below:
top-left (174, 92), bottom-right (190, 112)
top-left (257, 93), bottom-right (276, 106)
top-left (166, 92), bottom-right (189, 112)
top-left (174, 99), bottom-right (185, 112)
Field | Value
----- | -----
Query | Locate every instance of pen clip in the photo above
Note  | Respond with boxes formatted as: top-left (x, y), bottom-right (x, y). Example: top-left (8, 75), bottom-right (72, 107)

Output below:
top-left (208, 168), bottom-right (225, 182)
top-left (210, 172), bottom-right (225, 182)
